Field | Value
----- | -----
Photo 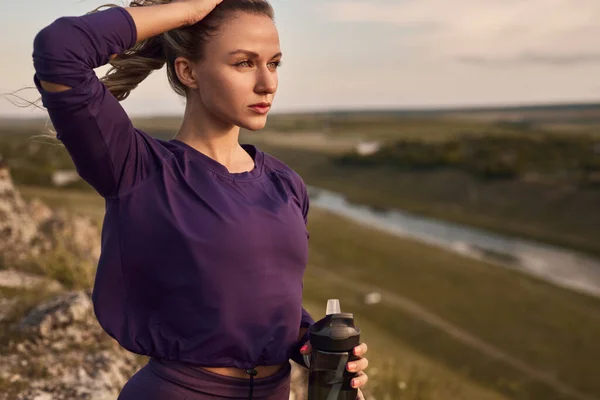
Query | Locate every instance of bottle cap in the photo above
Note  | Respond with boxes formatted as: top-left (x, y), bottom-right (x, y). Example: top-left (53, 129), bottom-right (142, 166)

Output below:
top-left (310, 299), bottom-right (361, 352)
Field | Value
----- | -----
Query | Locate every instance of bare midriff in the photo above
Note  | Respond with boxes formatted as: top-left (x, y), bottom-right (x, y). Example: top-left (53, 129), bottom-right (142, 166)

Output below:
top-left (198, 363), bottom-right (287, 379)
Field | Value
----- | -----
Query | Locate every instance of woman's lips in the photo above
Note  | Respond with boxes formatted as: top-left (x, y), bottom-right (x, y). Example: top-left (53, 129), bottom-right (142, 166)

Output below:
top-left (249, 105), bottom-right (270, 114)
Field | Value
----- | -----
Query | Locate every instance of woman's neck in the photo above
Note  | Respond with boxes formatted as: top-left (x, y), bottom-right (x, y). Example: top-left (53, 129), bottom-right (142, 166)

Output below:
top-left (173, 103), bottom-right (253, 173)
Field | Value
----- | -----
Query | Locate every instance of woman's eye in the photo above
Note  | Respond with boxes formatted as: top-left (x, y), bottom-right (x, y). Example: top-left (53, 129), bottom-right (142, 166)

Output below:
top-left (235, 60), bottom-right (283, 68)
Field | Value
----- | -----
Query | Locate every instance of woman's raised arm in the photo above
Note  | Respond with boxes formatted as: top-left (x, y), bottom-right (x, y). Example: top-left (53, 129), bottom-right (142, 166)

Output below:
top-left (32, 1), bottom-right (220, 197)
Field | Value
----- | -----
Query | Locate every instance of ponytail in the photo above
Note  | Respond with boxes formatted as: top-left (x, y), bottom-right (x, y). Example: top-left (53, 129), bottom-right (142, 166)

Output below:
top-left (101, 34), bottom-right (166, 101)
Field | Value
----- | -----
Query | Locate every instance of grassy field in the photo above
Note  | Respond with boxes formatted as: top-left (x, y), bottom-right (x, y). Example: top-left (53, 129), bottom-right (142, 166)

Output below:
top-left (305, 208), bottom-right (600, 400)
top-left (252, 104), bottom-right (600, 139)
top-left (15, 185), bottom-right (600, 400)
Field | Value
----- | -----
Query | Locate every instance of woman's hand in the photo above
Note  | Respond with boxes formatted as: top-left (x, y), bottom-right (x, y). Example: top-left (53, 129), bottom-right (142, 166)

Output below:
top-left (300, 341), bottom-right (369, 397)
top-left (125, 0), bottom-right (224, 42)
top-left (172, 0), bottom-right (224, 26)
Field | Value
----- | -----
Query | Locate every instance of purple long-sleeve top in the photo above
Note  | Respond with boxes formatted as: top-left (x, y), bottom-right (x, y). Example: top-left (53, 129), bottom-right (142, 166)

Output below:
top-left (32, 6), bottom-right (314, 370)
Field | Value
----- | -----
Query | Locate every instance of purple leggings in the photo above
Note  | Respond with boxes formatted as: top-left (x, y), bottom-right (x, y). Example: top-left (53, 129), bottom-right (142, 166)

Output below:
top-left (117, 358), bottom-right (292, 400)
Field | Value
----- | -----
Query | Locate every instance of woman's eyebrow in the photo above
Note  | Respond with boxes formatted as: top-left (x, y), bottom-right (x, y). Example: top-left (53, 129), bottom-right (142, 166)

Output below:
top-left (227, 49), bottom-right (283, 59)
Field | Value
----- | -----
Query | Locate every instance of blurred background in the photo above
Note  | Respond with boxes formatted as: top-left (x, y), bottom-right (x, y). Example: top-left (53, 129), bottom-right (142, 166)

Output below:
top-left (1, 1), bottom-right (600, 399)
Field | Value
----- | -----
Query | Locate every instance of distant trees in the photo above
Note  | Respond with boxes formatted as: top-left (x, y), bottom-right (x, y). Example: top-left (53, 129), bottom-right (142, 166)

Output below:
top-left (336, 134), bottom-right (600, 185)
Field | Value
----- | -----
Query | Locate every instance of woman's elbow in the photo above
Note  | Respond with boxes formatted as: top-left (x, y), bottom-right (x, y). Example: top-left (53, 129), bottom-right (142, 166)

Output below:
top-left (33, 17), bottom-right (79, 91)
top-left (33, 17), bottom-right (75, 54)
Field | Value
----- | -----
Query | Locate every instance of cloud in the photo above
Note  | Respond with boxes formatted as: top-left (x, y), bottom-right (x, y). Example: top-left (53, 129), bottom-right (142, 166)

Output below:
top-left (457, 52), bottom-right (600, 67)
top-left (322, 0), bottom-right (600, 66)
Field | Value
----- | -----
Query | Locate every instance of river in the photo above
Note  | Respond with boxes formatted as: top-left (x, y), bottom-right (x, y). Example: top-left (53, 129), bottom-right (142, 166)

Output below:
top-left (308, 186), bottom-right (600, 298)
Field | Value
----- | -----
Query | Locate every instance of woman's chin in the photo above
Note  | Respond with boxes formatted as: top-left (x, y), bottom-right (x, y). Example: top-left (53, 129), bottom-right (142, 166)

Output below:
top-left (239, 116), bottom-right (268, 132)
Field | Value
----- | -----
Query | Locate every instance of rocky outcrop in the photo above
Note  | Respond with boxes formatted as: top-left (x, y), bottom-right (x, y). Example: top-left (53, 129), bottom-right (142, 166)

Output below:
top-left (0, 163), bottom-right (100, 276)
top-left (0, 290), bottom-right (143, 400)
top-left (0, 163), bottom-right (41, 266)
top-left (0, 163), bottom-right (100, 289)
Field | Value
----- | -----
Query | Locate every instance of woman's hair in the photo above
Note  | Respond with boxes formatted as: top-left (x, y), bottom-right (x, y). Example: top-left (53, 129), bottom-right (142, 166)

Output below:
top-left (102, 0), bottom-right (275, 101)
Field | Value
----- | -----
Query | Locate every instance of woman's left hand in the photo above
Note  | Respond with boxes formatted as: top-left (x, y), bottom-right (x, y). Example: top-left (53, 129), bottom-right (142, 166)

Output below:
top-left (300, 341), bottom-right (369, 395)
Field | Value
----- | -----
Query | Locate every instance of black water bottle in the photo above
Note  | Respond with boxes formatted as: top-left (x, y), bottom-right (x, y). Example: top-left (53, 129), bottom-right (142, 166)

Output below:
top-left (307, 299), bottom-right (361, 400)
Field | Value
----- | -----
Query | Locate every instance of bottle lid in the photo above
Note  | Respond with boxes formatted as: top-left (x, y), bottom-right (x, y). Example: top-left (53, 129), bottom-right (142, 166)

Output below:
top-left (309, 299), bottom-right (361, 352)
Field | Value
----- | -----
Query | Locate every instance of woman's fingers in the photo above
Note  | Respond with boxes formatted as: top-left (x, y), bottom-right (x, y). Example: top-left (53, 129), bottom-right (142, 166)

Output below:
top-left (353, 342), bottom-right (368, 356)
top-left (300, 340), bottom-right (312, 355)
top-left (351, 371), bottom-right (369, 388)
top-left (347, 357), bottom-right (369, 372)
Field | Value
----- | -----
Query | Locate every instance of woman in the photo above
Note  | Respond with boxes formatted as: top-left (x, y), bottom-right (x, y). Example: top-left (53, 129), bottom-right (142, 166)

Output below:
top-left (32, 0), bottom-right (369, 399)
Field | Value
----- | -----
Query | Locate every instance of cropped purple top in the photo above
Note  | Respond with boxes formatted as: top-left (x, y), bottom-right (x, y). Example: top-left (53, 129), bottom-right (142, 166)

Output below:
top-left (32, 6), bottom-right (314, 370)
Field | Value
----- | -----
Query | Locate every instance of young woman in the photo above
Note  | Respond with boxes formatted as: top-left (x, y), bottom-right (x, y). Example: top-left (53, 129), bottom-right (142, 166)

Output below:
top-left (32, 0), bottom-right (369, 399)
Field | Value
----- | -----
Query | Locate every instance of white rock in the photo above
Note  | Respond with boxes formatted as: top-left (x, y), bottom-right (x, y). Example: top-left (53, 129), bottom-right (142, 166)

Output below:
top-left (51, 170), bottom-right (80, 187)
top-left (32, 392), bottom-right (53, 400)
top-left (0, 269), bottom-right (62, 291)
top-left (364, 292), bottom-right (382, 305)
top-left (356, 141), bottom-right (381, 156)
top-left (19, 291), bottom-right (93, 336)
top-left (27, 198), bottom-right (53, 224)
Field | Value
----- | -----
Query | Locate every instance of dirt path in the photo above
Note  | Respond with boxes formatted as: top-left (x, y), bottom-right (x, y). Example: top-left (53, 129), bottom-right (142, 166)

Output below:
top-left (309, 266), bottom-right (599, 400)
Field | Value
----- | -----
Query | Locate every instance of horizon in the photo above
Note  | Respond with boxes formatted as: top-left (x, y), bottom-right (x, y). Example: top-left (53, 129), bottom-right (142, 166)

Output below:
top-left (3, 99), bottom-right (600, 121)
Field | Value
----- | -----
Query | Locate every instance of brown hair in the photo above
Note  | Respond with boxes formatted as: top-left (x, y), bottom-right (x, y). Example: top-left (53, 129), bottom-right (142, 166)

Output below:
top-left (101, 0), bottom-right (274, 101)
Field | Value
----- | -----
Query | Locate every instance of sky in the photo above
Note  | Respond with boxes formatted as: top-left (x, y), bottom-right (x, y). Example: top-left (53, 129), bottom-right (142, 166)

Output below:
top-left (1, 0), bottom-right (600, 117)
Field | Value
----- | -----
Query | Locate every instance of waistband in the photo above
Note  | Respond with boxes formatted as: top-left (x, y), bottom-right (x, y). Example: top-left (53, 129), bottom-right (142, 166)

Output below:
top-left (149, 358), bottom-right (292, 398)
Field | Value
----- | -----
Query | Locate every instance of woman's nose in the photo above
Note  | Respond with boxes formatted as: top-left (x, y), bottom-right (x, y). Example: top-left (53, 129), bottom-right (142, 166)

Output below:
top-left (255, 67), bottom-right (277, 94)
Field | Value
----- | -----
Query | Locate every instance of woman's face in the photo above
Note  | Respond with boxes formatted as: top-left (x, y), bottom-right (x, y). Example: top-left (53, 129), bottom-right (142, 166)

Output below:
top-left (188, 12), bottom-right (281, 131)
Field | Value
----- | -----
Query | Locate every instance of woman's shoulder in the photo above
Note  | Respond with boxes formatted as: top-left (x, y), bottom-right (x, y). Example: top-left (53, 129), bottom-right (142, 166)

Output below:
top-left (261, 151), bottom-right (305, 186)
top-left (260, 150), bottom-right (308, 199)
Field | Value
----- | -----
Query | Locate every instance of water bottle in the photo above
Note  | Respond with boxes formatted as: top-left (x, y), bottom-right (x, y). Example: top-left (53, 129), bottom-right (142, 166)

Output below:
top-left (307, 299), bottom-right (361, 400)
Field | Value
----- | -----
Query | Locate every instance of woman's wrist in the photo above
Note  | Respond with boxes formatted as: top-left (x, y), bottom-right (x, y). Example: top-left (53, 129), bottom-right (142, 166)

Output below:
top-left (124, 2), bottom-right (196, 43)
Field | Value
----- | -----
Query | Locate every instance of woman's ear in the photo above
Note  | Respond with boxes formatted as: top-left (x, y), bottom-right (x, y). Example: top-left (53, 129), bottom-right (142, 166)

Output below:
top-left (174, 56), bottom-right (198, 89)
